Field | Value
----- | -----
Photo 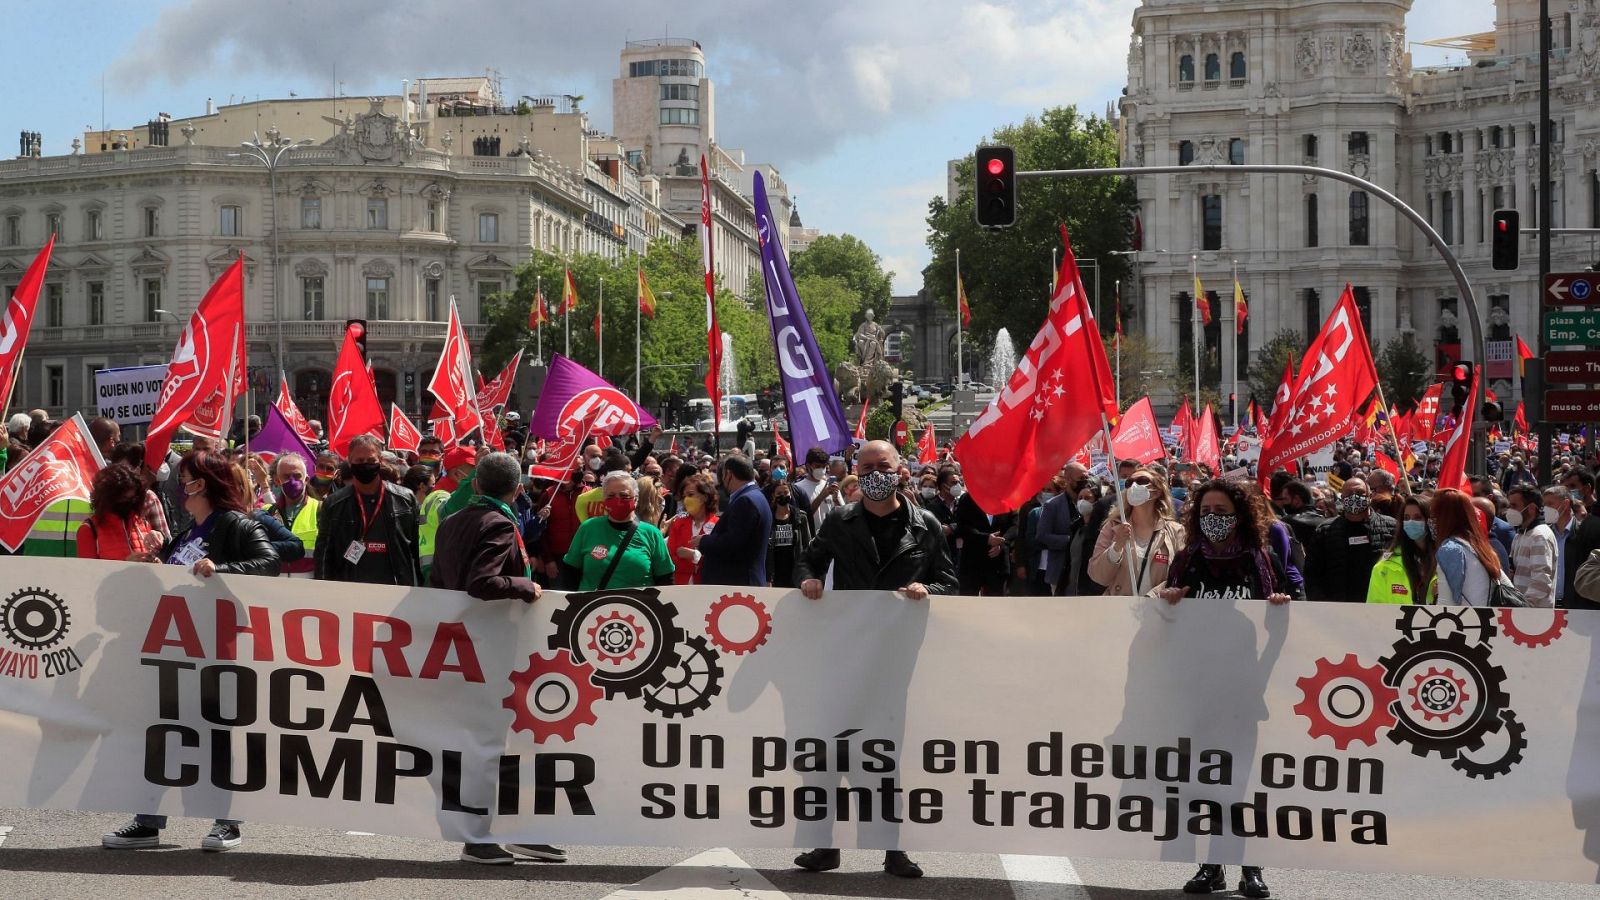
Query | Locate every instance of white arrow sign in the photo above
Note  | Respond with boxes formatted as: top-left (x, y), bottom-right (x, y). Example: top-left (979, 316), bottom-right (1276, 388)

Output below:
top-left (1549, 278), bottom-right (1570, 301)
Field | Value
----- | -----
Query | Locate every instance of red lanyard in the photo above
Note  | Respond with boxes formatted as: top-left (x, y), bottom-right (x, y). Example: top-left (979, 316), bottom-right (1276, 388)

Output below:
top-left (355, 490), bottom-right (384, 540)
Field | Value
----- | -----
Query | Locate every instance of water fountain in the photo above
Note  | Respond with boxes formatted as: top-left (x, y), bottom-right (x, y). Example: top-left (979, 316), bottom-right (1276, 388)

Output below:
top-left (988, 327), bottom-right (1016, 390)
top-left (719, 332), bottom-right (739, 427)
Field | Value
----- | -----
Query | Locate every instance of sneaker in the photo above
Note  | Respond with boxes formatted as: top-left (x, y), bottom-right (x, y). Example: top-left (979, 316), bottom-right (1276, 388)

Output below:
top-left (883, 850), bottom-right (923, 878)
top-left (201, 823), bottom-right (241, 852)
top-left (793, 848), bottom-right (841, 872)
top-left (102, 820), bottom-right (160, 849)
top-left (460, 843), bottom-right (515, 865)
top-left (507, 843), bottom-right (567, 862)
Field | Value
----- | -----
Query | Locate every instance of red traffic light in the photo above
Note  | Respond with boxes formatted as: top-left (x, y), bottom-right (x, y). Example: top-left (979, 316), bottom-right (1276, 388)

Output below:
top-left (347, 322), bottom-right (366, 339)
top-left (986, 157), bottom-right (1006, 176)
top-left (1452, 363), bottom-right (1471, 381)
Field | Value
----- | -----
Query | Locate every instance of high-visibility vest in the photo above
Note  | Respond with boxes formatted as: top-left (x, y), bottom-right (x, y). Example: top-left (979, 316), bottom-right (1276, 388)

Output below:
top-left (22, 498), bottom-right (93, 558)
top-left (419, 489), bottom-right (452, 580)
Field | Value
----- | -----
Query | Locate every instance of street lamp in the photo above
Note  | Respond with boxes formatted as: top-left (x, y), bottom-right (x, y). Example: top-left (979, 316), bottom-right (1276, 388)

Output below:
top-left (231, 125), bottom-right (312, 381)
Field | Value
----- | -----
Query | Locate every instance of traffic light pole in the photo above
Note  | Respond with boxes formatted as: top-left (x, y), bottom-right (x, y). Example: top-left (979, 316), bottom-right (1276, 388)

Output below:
top-left (1539, 0), bottom-right (1554, 479)
top-left (1015, 162), bottom-right (1487, 471)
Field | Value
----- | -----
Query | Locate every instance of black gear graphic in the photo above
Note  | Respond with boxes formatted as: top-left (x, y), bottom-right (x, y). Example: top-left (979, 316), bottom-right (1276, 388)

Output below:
top-left (0, 587), bottom-right (70, 651)
top-left (549, 589), bottom-right (685, 700)
top-left (642, 635), bottom-right (724, 718)
top-left (1449, 709), bottom-right (1527, 780)
top-left (1380, 630), bottom-right (1509, 760)
top-left (1398, 606), bottom-right (1496, 646)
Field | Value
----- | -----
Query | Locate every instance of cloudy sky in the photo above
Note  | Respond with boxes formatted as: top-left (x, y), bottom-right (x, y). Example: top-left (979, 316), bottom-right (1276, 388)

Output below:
top-left (7, 0), bottom-right (1492, 293)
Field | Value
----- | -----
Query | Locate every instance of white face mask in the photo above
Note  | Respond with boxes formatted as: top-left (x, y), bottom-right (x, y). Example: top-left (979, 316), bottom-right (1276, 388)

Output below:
top-left (949, 484), bottom-right (966, 501)
top-left (811, 467), bottom-right (826, 481)
top-left (1125, 483), bottom-right (1153, 508)
top-left (1544, 505), bottom-right (1562, 525)
top-left (1077, 498), bottom-right (1094, 517)
top-left (1506, 508), bottom-right (1524, 528)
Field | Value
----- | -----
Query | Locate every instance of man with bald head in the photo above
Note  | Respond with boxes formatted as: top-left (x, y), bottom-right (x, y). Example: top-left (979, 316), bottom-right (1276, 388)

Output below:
top-left (791, 439), bottom-right (957, 879)
top-left (1304, 476), bottom-right (1395, 602)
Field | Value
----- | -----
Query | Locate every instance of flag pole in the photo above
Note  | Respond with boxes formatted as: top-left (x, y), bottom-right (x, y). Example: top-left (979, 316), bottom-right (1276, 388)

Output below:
top-left (1191, 254), bottom-right (1201, 409)
top-left (597, 276), bottom-right (604, 378)
top-left (635, 260), bottom-right (642, 404)
top-left (955, 248), bottom-right (963, 386)
top-left (1374, 382), bottom-right (1415, 497)
top-left (1231, 258), bottom-right (1241, 431)
top-left (535, 274), bottom-right (543, 366)
top-left (563, 261), bottom-right (571, 359)
top-left (1114, 281), bottom-right (1122, 410)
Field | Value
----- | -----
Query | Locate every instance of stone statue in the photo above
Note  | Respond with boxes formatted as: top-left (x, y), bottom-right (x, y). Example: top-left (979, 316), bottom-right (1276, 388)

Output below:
top-left (853, 309), bottom-right (887, 368)
top-left (1437, 305), bottom-right (1460, 343)
top-left (1488, 304), bottom-right (1511, 340)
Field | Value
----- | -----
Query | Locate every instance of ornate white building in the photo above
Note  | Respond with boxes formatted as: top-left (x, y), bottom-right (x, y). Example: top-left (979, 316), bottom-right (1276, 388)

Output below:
top-left (1119, 0), bottom-right (1600, 407)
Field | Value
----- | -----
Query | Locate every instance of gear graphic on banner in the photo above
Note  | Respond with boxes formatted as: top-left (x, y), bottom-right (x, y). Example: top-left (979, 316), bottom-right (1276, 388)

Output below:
top-left (502, 650), bottom-right (604, 743)
top-left (550, 589), bottom-right (685, 699)
top-left (1495, 608), bottom-right (1568, 649)
top-left (1399, 606), bottom-right (1496, 646)
top-left (642, 635), bottom-right (725, 719)
top-left (1449, 709), bottom-right (1528, 780)
top-left (0, 587), bottom-right (70, 651)
top-left (704, 592), bottom-right (773, 655)
top-left (1292, 653), bottom-right (1399, 750)
top-left (1379, 630), bottom-right (1510, 761)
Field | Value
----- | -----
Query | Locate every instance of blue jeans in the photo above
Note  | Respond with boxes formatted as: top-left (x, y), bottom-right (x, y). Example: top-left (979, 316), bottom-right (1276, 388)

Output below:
top-left (134, 815), bottom-right (242, 828)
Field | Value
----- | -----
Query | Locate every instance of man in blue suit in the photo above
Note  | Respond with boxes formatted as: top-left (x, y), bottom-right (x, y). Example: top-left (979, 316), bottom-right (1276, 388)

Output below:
top-left (697, 454), bottom-right (773, 587)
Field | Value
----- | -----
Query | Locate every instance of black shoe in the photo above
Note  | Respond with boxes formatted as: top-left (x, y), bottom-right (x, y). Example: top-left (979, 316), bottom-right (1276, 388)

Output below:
top-left (506, 843), bottom-right (566, 862)
top-left (1183, 864), bottom-right (1226, 894)
top-left (460, 843), bottom-right (514, 865)
top-left (1239, 866), bottom-right (1270, 899)
top-left (102, 820), bottom-right (159, 849)
top-left (794, 848), bottom-right (840, 872)
top-left (883, 850), bottom-right (923, 878)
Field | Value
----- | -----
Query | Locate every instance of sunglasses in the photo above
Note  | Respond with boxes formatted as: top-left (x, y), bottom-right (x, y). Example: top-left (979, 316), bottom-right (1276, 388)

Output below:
top-left (1129, 476), bottom-right (1154, 486)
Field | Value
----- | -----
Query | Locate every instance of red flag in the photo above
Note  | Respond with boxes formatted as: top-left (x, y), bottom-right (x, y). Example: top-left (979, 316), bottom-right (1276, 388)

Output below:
top-left (1438, 366), bottom-right (1477, 491)
top-left (528, 290), bottom-right (549, 329)
top-left (482, 411), bottom-right (505, 452)
top-left (427, 298), bottom-right (484, 441)
top-left (667, 434), bottom-right (678, 455)
top-left (1413, 382), bottom-right (1444, 436)
top-left (146, 256), bottom-right (245, 466)
top-left (328, 325), bottom-right (386, 456)
top-left (592, 303), bottom-right (602, 342)
top-left (1374, 450), bottom-right (1400, 478)
top-left (1514, 401), bottom-right (1529, 435)
top-left (387, 405), bottom-right (423, 454)
top-left (274, 373), bottom-right (319, 444)
top-left (1171, 398), bottom-right (1194, 441)
top-left (1259, 285), bottom-right (1380, 478)
top-left (1110, 397), bottom-right (1165, 464)
top-left (1191, 404), bottom-right (1221, 470)
top-left (773, 427), bottom-right (793, 460)
top-left (474, 350), bottom-right (523, 415)
top-left (0, 236), bottom-right (55, 411)
top-left (953, 227), bottom-right (1117, 513)
top-left (432, 415), bottom-right (459, 451)
top-left (957, 275), bottom-right (973, 329)
top-left (854, 400), bottom-right (869, 440)
top-left (0, 413), bottom-right (103, 551)
top-left (1264, 358), bottom-right (1295, 441)
top-left (1516, 335), bottom-right (1535, 377)
top-left (561, 268), bottom-right (579, 314)
top-left (917, 422), bottom-right (937, 465)
top-left (701, 155), bottom-right (724, 437)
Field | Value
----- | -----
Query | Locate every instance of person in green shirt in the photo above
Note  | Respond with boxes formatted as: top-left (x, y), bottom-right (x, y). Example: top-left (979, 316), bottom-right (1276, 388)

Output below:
top-left (1366, 495), bottom-right (1437, 605)
top-left (561, 471), bottom-right (674, 590)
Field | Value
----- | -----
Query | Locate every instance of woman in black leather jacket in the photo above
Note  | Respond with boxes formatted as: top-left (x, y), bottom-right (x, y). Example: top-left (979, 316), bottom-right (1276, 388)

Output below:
top-left (164, 450), bottom-right (280, 578)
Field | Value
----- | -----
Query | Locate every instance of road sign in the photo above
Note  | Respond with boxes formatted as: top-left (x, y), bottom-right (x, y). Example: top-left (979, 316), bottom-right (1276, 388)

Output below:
top-left (1546, 273), bottom-right (1600, 306)
top-left (1546, 351), bottom-right (1600, 384)
top-left (893, 420), bottom-right (909, 446)
top-left (1545, 311), bottom-right (1600, 346)
top-left (1544, 390), bottom-right (1600, 422)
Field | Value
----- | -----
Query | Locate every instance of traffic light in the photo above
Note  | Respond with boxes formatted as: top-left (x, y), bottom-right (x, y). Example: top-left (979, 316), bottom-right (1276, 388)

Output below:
top-left (345, 318), bottom-right (368, 362)
top-left (1482, 394), bottom-right (1504, 423)
top-left (1450, 362), bottom-right (1474, 416)
top-left (974, 145), bottom-right (1017, 229)
top-left (1491, 209), bottom-right (1520, 270)
top-left (890, 381), bottom-right (904, 420)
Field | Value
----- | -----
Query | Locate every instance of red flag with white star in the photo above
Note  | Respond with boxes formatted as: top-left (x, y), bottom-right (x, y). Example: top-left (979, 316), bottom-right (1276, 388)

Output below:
top-left (1413, 382), bottom-right (1444, 436)
top-left (1259, 285), bottom-right (1379, 478)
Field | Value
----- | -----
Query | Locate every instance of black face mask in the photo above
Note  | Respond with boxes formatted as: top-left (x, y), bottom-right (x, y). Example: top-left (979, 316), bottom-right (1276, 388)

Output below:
top-left (775, 494), bottom-right (791, 506)
top-left (350, 462), bottom-right (382, 485)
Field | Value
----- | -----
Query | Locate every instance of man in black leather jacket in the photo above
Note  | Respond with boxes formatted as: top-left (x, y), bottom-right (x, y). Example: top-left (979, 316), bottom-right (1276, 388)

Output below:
top-left (315, 435), bottom-right (422, 585)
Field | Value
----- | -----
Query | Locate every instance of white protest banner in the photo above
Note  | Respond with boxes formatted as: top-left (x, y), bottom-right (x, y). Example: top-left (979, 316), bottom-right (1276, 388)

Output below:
top-left (1302, 446), bottom-right (1338, 482)
top-left (0, 558), bottom-right (1597, 885)
top-left (93, 364), bottom-right (168, 425)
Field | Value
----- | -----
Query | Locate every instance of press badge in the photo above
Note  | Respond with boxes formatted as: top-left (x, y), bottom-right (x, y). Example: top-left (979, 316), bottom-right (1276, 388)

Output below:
top-left (345, 540), bottom-right (367, 564)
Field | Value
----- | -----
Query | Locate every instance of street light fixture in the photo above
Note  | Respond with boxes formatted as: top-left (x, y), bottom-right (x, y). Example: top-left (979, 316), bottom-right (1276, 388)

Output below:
top-left (231, 125), bottom-right (312, 379)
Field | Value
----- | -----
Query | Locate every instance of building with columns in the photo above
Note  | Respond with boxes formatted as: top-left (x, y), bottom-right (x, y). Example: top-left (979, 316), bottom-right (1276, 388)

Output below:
top-left (1119, 0), bottom-right (1600, 409)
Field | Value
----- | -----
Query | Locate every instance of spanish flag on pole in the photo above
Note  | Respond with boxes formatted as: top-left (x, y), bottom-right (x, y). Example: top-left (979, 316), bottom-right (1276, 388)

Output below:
top-left (957, 273), bottom-right (973, 328)
top-left (528, 290), bottom-right (549, 328)
top-left (561, 267), bottom-right (579, 314)
top-left (1234, 278), bottom-right (1248, 335)
top-left (638, 266), bottom-right (658, 319)
top-left (1516, 335), bottom-right (1535, 377)
top-left (1194, 274), bottom-right (1212, 326)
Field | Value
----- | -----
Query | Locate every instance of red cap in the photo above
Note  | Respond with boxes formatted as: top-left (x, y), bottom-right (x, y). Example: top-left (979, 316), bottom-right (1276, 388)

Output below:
top-left (443, 446), bottom-right (477, 472)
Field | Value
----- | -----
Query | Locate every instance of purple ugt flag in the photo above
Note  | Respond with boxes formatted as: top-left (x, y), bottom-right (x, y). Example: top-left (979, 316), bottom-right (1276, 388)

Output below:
top-left (527, 353), bottom-right (657, 441)
top-left (753, 171), bottom-right (852, 456)
top-left (252, 402), bottom-right (316, 472)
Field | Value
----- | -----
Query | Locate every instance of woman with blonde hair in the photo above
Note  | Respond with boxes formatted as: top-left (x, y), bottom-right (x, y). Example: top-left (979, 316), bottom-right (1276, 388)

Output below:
top-left (1088, 466), bottom-right (1187, 596)
top-left (636, 476), bottom-right (664, 529)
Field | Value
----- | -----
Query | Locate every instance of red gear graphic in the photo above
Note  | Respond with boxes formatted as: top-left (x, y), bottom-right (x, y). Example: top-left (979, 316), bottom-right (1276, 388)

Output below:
top-left (1408, 666), bottom-right (1471, 723)
top-left (1496, 608), bottom-right (1568, 649)
top-left (586, 611), bottom-right (646, 664)
top-left (705, 592), bottom-right (773, 655)
top-left (502, 650), bottom-right (604, 743)
top-left (1293, 654), bottom-right (1399, 750)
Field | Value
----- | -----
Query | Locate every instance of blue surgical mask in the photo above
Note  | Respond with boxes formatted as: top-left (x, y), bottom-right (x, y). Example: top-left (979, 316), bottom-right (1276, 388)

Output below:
top-left (1402, 520), bottom-right (1427, 542)
top-left (772, 468), bottom-right (787, 482)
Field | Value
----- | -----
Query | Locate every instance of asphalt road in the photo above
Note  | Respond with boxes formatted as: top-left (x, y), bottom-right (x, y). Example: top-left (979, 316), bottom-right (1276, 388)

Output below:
top-left (1, 808), bottom-right (1596, 899)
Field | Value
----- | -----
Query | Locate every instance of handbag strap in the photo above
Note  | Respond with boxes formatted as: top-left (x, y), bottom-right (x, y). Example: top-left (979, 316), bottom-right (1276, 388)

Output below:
top-left (596, 520), bottom-right (640, 591)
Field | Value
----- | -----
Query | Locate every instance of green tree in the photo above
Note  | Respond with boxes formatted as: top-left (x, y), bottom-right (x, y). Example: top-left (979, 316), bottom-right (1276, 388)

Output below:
top-left (925, 106), bottom-right (1135, 357)
top-left (1377, 334), bottom-right (1435, 410)
top-left (1247, 330), bottom-right (1304, 410)
top-left (1101, 332), bottom-right (1177, 407)
top-left (789, 234), bottom-right (894, 325)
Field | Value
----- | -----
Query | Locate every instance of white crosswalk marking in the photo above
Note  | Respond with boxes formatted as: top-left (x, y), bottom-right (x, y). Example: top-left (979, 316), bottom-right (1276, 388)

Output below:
top-left (602, 847), bottom-right (792, 899)
top-left (1002, 853), bottom-right (1092, 900)
top-left (0, 825), bottom-right (12, 848)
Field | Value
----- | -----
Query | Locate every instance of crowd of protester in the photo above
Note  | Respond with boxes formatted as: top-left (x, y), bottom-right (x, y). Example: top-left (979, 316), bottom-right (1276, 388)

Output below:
top-left (8, 404), bottom-right (1600, 895)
